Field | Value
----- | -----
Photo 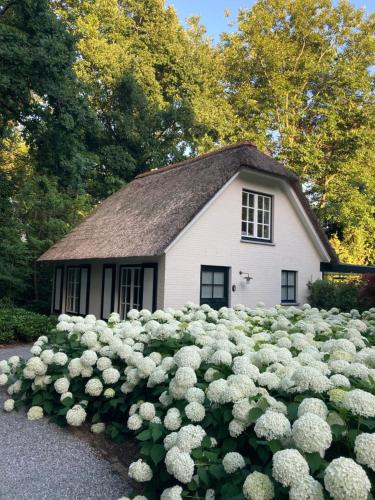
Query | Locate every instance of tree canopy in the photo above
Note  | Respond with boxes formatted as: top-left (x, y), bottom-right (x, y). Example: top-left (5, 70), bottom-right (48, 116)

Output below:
top-left (0, 0), bottom-right (373, 310)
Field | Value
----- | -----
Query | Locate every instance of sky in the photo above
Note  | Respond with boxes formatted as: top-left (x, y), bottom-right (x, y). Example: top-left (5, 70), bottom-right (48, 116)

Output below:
top-left (166, 0), bottom-right (374, 42)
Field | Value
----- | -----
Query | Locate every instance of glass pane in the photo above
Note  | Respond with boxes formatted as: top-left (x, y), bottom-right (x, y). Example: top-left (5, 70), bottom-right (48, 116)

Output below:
top-left (257, 210), bottom-right (263, 223)
top-left (248, 223), bottom-right (254, 236)
top-left (241, 221), bottom-right (247, 234)
top-left (258, 196), bottom-right (263, 209)
top-left (264, 226), bottom-right (269, 239)
top-left (242, 191), bottom-right (247, 205)
top-left (257, 224), bottom-right (263, 238)
top-left (202, 271), bottom-right (213, 285)
top-left (248, 193), bottom-right (254, 208)
top-left (264, 197), bottom-right (270, 210)
top-left (213, 272), bottom-right (224, 285)
top-left (288, 272), bottom-right (295, 286)
top-left (213, 285), bottom-right (224, 298)
top-left (264, 212), bottom-right (270, 224)
top-left (242, 207), bottom-right (247, 220)
top-left (201, 285), bottom-right (212, 299)
top-left (248, 208), bottom-right (254, 222)
top-left (281, 272), bottom-right (287, 285)
top-left (281, 287), bottom-right (288, 301)
top-left (287, 287), bottom-right (295, 301)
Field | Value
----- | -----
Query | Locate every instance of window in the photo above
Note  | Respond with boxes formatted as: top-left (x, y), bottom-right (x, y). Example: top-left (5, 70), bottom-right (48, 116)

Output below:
top-left (119, 266), bottom-right (143, 319)
top-left (200, 266), bottom-right (229, 309)
top-left (281, 270), bottom-right (297, 303)
top-left (101, 265), bottom-right (116, 320)
top-left (65, 265), bottom-right (90, 315)
top-left (66, 268), bottom-right (81, 314)
top-left (241, 190), bottom-right (272, 241)
top-left (53, 266), bottom-right (64, 313)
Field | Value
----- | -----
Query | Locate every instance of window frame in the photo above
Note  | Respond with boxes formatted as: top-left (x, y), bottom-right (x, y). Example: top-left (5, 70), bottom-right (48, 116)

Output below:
top-left (53, 265), bottom-right (64, 313)
top-left (200, 265), bottom-right (229, 308)
top-left (281, 270), bottom-right (297, 304)
top-left (65, 265), bottom-right (91, 315)
top-left (241, 189), bottom-right (273, 243)
top-left (101, 264), bottom-right (116, 320)
top-left (118, 265), bottom-right (144, 320)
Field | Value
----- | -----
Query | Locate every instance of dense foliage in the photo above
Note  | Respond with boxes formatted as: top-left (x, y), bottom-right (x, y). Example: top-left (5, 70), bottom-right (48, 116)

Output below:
top-left (308, 278), bottom-right (375, 312)
top-left (0, 302), bottom-right (55, 344)
top-left (0, 0), bottom-right (374, 311)
top-left (2, 303), bottom-right (375, 499)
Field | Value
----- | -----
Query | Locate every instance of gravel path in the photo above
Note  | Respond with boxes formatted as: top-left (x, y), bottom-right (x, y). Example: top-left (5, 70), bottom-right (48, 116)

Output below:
top-left (0, 345), bottom-right (131, 500)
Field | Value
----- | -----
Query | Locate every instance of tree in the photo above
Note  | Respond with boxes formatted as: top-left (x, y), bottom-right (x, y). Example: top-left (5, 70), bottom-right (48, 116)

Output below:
top-left (222, 0), bottom-right (375, 263)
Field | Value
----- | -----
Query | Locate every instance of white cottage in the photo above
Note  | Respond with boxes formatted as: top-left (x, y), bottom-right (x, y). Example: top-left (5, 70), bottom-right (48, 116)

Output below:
top-left (39, 141), bottom-right (337, 318)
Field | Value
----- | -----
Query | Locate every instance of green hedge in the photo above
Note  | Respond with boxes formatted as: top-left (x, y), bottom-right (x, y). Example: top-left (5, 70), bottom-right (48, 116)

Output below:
top-left (307, 279), bottom-right (362, 312)
top-left (0, 305), bottom-right (56, 344)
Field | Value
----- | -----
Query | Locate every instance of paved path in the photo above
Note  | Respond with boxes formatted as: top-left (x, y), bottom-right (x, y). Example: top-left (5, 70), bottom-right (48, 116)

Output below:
top-left (0, 346), bottom-right (131, 500)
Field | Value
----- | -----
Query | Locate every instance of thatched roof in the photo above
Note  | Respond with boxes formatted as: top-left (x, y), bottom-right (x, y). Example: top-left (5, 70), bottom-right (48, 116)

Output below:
top-left (38, 141), bottom-right (337, 262)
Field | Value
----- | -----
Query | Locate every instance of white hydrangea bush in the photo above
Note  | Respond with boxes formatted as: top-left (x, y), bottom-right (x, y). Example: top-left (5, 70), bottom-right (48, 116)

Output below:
top-left (1, 303), bottom-right (375, 499)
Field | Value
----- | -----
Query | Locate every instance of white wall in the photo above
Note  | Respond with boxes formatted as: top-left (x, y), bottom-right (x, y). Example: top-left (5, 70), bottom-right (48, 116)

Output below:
top-left (163, 170), bottom-right (326, 309)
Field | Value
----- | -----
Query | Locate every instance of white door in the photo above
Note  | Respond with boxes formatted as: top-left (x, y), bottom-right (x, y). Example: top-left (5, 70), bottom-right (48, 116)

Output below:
top-left (119, 267), bottom-right (142, 319)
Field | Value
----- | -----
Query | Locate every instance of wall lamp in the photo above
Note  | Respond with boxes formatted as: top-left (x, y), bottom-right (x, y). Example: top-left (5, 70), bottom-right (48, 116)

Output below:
top-left (239, 271), bottom-right (253, 283)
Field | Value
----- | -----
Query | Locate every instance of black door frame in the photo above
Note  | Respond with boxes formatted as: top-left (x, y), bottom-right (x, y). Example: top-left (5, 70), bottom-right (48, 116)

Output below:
top-left (200, 265), bottom-right (230, 309)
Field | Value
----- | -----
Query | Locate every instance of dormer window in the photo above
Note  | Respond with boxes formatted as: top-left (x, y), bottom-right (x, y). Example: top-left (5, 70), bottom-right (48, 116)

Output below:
top-left (241, 189), bottom-right (272, 242)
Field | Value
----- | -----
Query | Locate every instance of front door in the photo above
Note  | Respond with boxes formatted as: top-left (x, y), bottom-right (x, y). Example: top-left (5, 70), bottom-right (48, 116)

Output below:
top-left (200, 266), bottom-right (229, 309)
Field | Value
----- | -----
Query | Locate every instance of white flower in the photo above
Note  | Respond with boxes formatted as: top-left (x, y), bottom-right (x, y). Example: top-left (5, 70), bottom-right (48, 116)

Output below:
top-left (81, 331), bottom-right (98, 347)
top-left (243, 471), bottom-right (275, 500)
top-left (127, 414), bottom-right (143, 431)
top-left (174, 346), bottom-right (201, 370)
top-left (27, 406), bottom-right (44, 421)
top-left (164, 432), bottom-right (178, 450)
top-left (102, 367), bottom-right (121, 384)
top-left (297, 398), bottom-right (328, 420)
top-left (66, 404), bottom-right (86, 426)
top-left (185, 402), bottom-right (205, 422)
top-left (60, 391), bottom-right (72, 402)
top-left (53, 352), bottom-right (68, 366)
top-left (206, 379), bottom-right (229, 403)
top-left (8, 355), bottom-right (20, 368)
top-left (205, 490), bottom-right (215, 500)
top-left (292, 412), bottom-right (332, 457)
top-left (128, 459), bottom-right (153, 482)
top-left (354, 433), bottom-right (375, 471)
top-left (31, 345), bottom-right (42, 356)
top-left (160, 485), bottom-right (183, 500)
top-left (80, 350), bottom-right (98, 367)
top-left (68, 358), bottom-right (82, 378)
top-left (164, 408), bottom-right (182, 431)
top-left (330, 374), bottom-right (351, 388)
top-left (229, 419), bottom-right (246, 437)
top-left (0, 360), bottom-right (10, 373)
top-left (272, 449), bottom-right (309, 487)
top-left (173, 367), bottom-right (197, 388)
top-left (26, 357), bottom-right (47, 375)
top-left (0, 373), bottom-right (8, 386)
top-left (324, 457), bottom-right (371, 500)
top-left (289, 475), bottom-right (324, 500)
top-left (85, 378), bottom-right (103, 397)
top-left (257, 373), bottom-right (280, 390)
top-left (185, 387), bottom-right (205, 404)
top-left (254, 410), bottom-right (291, 441)
top-left (176, 425), bottom-right (206, 452)
top-left (40, 349), bottom-right (54, 364)
top-left (91, 422), bottom-right (105, 434)
top-left (96, 356), bottom-right (112, 371)
top-left (139, 402), bottom-right (156, 421)
top-left (53, 377), bottom-right (70, 395)
top-left (3, 399), bottom-right (15, 412)
top-left (165, 447), bottom-right (195, 484)
top-left (222, 452), bottom-right (245, 474)
top-left (342, 389), bottom-right (375, 417)
top-left (103, 388), bottom-right (115, 398)
top-left (211, 349), bottom-right (232, 366)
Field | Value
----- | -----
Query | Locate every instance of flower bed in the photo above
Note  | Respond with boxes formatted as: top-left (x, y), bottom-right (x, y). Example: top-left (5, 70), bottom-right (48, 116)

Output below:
top-left (1, 303), bottom-right (375, 499)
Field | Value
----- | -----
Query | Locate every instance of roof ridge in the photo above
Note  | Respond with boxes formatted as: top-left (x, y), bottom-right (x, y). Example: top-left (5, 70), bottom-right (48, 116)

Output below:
top-left (135, 140), bottom-right (257, 179)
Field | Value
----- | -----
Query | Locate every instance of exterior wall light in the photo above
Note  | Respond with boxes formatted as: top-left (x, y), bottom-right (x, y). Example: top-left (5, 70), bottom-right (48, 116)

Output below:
top-left (239, 271), bottom-right (253, 283)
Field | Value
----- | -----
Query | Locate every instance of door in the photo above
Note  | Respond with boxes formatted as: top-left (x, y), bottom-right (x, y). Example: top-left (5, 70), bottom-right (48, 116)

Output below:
top-left (119, 266), bottom-right (143, 319)
top-left (200, 266), bottom-right (229, 309)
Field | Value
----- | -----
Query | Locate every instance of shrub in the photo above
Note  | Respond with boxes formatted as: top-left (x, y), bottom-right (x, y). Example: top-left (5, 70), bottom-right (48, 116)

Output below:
top-left (0, 304), bottom-right (55, 344)
top-left (308, 279), bottom-right (361, 311)
top-left (1, 304), bottom-right (375, 499)
top-left (360, 275), bottom-right (375, 310)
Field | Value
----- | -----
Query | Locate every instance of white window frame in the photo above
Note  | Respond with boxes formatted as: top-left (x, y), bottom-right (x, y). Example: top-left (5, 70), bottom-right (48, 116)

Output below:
top-left (66, 267), bottom-right (81, 314)
top-left (119, 266), bottom-right (142, 319)
top-left (241, 189), bottom-right (272, 241)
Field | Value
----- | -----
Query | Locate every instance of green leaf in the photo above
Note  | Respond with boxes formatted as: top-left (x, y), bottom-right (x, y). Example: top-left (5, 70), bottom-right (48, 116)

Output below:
top-left (61, 397), bottom-right (74, 407)
top-left (150, 443), bottom-right (165, 465)
top-left (331, 424), bottom-right (346, 439)
top-left (197, 467), bottom-right (210, 486)
top-left (208, 464), bottom-right (224, 480)
top-left (248, 407), bottom-right (264, 422)
top-left (32, 392), bottom-right (44, 406)
top-left (150, 423), bottom-right (164, 442)
top-left (306, 452), bottom-right (323, 473)
top-left (136, 429), bottom-right (151, 441)
top-left (268, 439), bottom-right (282, 453)
top-left (287, 402), bottom-right (299, 420)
